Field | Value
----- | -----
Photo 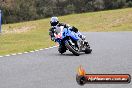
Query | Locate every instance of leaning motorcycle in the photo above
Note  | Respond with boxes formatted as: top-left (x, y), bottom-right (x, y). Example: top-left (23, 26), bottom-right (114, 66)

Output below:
top-left (54, 26), bottom-right (92, 56)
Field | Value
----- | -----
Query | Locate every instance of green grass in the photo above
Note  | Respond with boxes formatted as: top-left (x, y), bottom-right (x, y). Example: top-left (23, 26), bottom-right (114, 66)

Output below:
top-left (0, 8), bottom-right (132, 55)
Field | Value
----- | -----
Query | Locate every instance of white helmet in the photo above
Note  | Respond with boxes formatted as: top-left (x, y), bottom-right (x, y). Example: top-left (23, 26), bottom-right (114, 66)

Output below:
top-left (50, 17), bottom-right (59, 26)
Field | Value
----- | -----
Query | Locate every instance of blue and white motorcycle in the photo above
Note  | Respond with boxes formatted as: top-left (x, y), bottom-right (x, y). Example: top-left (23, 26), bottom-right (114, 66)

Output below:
top-left (54, 26), bottom-right (92, 56)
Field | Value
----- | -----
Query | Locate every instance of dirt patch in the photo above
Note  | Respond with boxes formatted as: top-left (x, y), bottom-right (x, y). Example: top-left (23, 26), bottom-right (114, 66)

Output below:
top-left (108, 13), bottom-right (132, 28)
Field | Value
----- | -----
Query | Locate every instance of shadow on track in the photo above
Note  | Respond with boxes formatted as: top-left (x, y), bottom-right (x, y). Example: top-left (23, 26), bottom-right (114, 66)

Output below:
top-left (57, 52), bottom-right (87, 56)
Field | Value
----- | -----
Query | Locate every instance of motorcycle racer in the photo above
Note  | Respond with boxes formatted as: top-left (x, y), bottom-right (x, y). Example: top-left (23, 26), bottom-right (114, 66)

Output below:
top-left (49, 16), bottom-right (91, 54)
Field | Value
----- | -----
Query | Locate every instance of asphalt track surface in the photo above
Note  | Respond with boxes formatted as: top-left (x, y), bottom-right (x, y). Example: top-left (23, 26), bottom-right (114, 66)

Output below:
top-left (0, 32), bottom-right (132, 88)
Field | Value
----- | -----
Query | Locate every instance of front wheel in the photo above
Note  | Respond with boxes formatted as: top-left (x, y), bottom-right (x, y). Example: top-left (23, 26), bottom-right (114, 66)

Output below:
top-left (65, 41), bottom-right (80, 56)
top-left (58, 45), bottom-right (66, 54)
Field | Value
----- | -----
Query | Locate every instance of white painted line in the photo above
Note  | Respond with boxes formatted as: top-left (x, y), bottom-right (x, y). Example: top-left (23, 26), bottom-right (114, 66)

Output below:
top-left (39, 49), bottom-right (44, 51)
top-left (48, 45), bottom-right (58, 49)
top-left (30, 51), bottom-right (35, 53)
top-left (35, 49), bottom-right (39, 51)
top-left (23, 52), bottom-right (28, 54)
top-left (5, 54), bottom-right (10, 57)
top-left (0, 56), bottom-right (3, 58)
top-left (11, 53), bottom-right (17, 55)
top-left (0, 45), bottom-right (58, 57)
top-left (45, 48), bottom-right (49, 49)
top-left (17, 53), bottom-right (22, 55)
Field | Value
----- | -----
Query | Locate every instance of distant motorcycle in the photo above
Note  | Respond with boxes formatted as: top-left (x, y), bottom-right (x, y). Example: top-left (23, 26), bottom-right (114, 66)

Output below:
top-left (54, 26), bottom-right (92, 56)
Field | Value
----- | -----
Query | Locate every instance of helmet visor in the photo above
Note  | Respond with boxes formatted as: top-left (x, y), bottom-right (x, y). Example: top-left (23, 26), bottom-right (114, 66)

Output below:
top-left (50, 21), bottom-right (58, 26)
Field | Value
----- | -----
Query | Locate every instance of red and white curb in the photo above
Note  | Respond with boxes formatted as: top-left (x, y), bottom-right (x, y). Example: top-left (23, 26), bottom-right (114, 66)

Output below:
top-left (0, 45), bottom-right (58, 58)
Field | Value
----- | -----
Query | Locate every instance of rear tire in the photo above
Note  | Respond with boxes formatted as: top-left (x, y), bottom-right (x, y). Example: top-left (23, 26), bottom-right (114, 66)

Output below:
top-left (65, 41), bottom-right (80, 56)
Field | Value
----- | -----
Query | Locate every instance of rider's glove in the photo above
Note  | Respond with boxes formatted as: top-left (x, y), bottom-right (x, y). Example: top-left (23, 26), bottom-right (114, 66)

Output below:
top-left (72, 26), bottom-right (78, 33)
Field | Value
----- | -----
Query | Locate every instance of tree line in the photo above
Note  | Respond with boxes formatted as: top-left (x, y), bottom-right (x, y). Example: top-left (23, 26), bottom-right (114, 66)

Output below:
top-left (0, 0), bottom-right (132, 24)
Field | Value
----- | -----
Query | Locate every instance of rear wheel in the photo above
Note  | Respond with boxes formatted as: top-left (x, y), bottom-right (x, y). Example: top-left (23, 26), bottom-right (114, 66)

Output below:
top-left (65, 41), bottom-right (80, 56)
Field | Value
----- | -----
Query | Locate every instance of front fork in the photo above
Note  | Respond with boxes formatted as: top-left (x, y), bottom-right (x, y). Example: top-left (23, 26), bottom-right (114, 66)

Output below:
top-left (84, 40), bottom-right (90, 48)
top-left (77, 39), bottom-right (91, 52)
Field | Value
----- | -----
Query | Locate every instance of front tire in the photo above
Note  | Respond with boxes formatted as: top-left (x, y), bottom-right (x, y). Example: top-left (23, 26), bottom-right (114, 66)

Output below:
top-left (58, 45), bottom-right (66, 54)
top-left (65, 41), bottom-right (80, 56)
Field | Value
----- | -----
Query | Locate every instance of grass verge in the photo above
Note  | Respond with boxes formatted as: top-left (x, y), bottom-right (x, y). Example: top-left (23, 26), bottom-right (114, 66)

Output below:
top-left (0, 8), bottom-right (132, 55)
